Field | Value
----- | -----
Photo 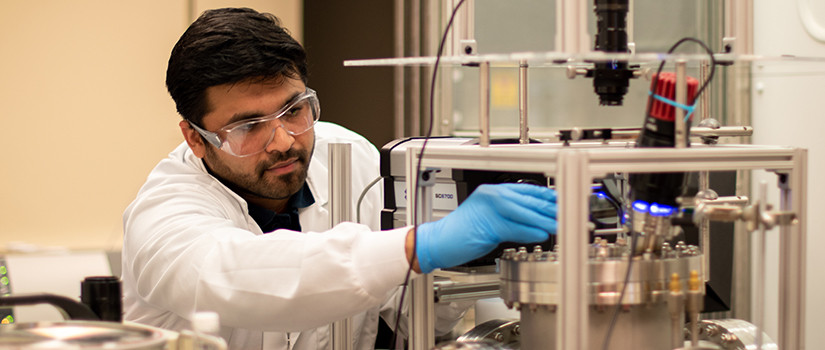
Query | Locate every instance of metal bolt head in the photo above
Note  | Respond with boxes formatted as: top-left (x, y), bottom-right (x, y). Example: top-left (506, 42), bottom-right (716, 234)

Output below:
top-left (516, 247), bottom-right (528, 261)
top-left (704, 324), bottom-right (719, 337)
top-left (698, 118), bottom-right (721, 129)
top-left (502, 248), bottom-right (516, 260)
top-left (720, 333), bottom-right (739, 343)
top-left (493, 332), bottom-right (504, 342)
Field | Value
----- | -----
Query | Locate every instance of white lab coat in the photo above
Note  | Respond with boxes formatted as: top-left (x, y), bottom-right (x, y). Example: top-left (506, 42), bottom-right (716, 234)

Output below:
top-left (122, 122), bottom-right (455, 349)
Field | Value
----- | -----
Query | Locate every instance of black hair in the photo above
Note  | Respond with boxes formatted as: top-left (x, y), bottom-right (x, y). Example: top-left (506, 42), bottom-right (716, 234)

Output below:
top-left (166, 7), bottom-right (308, 125)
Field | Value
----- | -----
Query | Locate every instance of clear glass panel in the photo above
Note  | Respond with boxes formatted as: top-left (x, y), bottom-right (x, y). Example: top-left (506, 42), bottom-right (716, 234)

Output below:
top-left (451, 0), bottom-right (717, 137)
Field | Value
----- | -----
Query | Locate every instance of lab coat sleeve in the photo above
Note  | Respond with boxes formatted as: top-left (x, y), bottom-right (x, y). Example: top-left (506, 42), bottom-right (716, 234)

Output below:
top-left (123, 182), bottom-right (412, 332)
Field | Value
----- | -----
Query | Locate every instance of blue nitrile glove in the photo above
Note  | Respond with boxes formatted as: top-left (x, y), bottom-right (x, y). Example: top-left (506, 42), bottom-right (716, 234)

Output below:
top-left (415, 183), bottom-right (557, 273)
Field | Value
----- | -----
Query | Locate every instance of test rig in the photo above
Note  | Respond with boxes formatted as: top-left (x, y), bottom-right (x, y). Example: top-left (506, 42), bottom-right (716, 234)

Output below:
top-left (343, 0), bottom-right (808, 349)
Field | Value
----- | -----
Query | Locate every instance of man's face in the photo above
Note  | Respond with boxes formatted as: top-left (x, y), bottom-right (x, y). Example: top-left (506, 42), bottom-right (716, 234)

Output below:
top-left (195, 78), bottom-right (314, 201)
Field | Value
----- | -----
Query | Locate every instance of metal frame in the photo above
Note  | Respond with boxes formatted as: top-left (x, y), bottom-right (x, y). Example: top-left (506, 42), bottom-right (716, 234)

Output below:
top-left (329, 143), bottom-right (353, 350)
top-left (404, 142), bottom-right (806, 350)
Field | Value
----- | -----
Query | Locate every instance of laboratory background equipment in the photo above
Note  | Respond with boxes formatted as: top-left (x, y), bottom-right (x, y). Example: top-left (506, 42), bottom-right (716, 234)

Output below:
top-left (347, 0), bottom-right (811, 349)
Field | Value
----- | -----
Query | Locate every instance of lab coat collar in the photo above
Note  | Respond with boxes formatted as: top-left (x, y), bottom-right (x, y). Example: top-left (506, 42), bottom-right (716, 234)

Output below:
top-left (305, 150), bottom-right (329, 208)
top-left (181, 145), bottom-right (237, 202)
top-left (181, 142), bottom-right (328, 209)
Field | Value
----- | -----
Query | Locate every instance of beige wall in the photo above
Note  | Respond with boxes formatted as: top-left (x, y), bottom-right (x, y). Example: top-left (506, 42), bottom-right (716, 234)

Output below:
top-left (0, 1), bottom-right (301, 251)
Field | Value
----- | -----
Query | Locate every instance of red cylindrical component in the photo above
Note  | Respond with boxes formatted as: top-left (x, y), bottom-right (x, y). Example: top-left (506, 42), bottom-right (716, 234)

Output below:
top-left (649, 72), bottom-right (699, 122)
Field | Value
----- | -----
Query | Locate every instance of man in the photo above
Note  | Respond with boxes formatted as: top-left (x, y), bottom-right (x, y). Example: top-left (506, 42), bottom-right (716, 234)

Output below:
top-left (121, 7), bottom-right (558, 350)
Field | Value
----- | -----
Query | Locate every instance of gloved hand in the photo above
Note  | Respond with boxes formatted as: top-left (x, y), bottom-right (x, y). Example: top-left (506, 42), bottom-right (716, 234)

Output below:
top-left (415, 183), bottom-right (557, 273)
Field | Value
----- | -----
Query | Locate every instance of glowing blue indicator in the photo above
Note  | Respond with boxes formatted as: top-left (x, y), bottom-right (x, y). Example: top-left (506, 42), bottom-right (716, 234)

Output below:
top-left (632, 200), bottom-right (649, 213)
top-left (649, 203), bottom-right (676, 217)
top-left (595, 191), bottom-right (608, 199)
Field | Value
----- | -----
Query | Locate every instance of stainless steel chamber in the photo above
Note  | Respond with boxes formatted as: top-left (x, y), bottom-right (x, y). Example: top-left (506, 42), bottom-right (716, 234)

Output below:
top-left (499, 240), bottom-right (703, 350)
top-left (0, 320), bottom-right (168, 350)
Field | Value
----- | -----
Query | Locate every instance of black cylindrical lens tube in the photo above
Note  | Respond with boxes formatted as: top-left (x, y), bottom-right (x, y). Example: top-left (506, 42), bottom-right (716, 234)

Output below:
top-left (81, 276), bottom-right (122, 322)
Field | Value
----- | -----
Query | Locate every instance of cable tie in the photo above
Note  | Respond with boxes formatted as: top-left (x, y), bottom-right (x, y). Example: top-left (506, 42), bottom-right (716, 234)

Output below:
top-left (648, 91), bottom-right (697, 121)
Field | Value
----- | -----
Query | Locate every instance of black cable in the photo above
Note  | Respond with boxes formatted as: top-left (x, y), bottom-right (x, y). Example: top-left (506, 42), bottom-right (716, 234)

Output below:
top-left (601, 37), bottom-right (717, 350)
top-left (645, 37), bottom-right (718, 120)
top-left (390, 1), bottom-right (467, 348)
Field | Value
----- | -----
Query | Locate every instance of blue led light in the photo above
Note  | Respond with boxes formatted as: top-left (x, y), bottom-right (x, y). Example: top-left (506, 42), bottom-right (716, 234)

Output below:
top-left (649, 202), bottom-right (676, 217)
top-left (632, 200), bottom-right (649, 213)
top-left (595, 191), bottom-right (608, 199)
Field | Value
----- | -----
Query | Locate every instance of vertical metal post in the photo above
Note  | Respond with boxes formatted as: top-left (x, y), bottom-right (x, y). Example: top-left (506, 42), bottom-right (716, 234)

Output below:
top-left (627, 0), bottom-right (634, 47)
top-left (406, 149), bottom-right (436, 350)
top-left (421, 0), bottom-right (435, 136)
top-left (555, 0), bottom-right (589, 54)
top-left (778, 149), bottom-right (807, 350)
top-left (754, 181), bottom-right (767, 350)
top-left (698, 61), bottom-right (711, 283)
top-left (394, 0), bottom-right (405, 139)
top-left (557, 150), bottom-right (590, 350)
top-left (519, 60), bottom-right (529, 144)
top-left (450, 0), bottom-right (475, 56)
top-left (410, 186), bottom-right (435, 350)
top-left (724, 0), bottom-right (753, 56)
top-left (699, 172), bottom-right (710, 283)
top-left (699, 61), bottom-right (711, 122)
top-left (674, 60), bottom-right (688, 149)
top-left (724, 0), bottom-right (753, 133)
top-left (329, 143), bottom-right (353, 350)
top-left (721, 0), bottom-right (754, 323)
top-left (700, 61), bottom-right (711, 282)
top-left (410, 0), bottom-right (421, 136)
top-left (479, 61), bottom-right (490, 147)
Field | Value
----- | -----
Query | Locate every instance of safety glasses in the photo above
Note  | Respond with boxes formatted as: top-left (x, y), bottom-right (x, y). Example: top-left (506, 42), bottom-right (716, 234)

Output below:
top-left (189, 88), bottom-right (320, 157)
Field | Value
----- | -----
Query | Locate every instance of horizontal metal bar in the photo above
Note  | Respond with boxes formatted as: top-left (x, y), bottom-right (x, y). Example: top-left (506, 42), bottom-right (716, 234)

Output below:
top-left (343, 52), bottom-right (825, 68)
top-left (412, 144), bottom-right (798, 178)
top-left (608, 126), bottom-right (754, 140)
top-left (434, 281), bottom-right (500, 303)
top-left (454, 126), bottom-right (754, 141)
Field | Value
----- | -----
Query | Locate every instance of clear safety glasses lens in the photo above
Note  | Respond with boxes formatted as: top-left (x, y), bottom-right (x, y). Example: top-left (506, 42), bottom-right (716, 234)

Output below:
top-left (218, 90), bottom-right (320, 157)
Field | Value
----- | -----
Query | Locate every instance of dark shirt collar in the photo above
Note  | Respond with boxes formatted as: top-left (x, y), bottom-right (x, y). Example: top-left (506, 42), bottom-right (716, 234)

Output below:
top-left (246, 182), bottom-right (315, 233)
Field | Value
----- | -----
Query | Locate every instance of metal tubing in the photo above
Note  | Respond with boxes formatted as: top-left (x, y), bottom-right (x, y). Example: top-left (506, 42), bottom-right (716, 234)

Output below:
top-left (479, 61), bottom-right (491, 147)
top-left (675, 60), bottom-right (688, 148)
top-left (778, 149), bottom-right (807, 350)
top-left (557, 150), bottom-right (590, 350)
top-left (519, 60), bottom-right (529, 144)
top-left (328, 143), bottom-right (353, 350)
